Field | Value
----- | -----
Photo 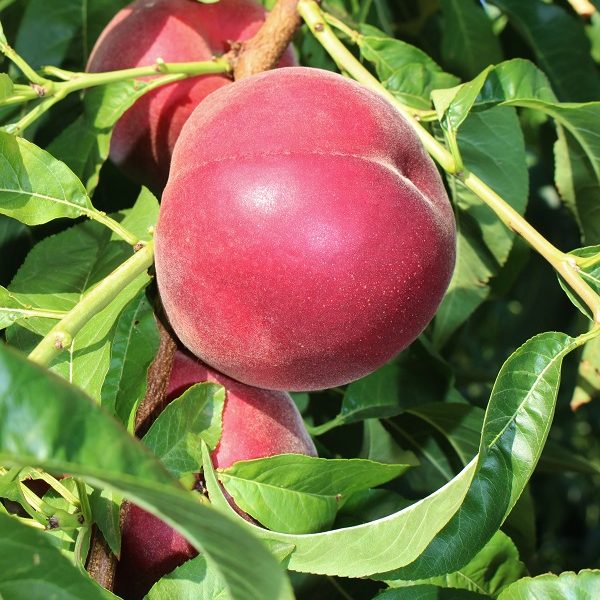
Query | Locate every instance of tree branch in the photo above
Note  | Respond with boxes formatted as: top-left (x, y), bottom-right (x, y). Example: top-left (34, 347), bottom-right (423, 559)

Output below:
top-left (233, 0), bottom-right (303, 80)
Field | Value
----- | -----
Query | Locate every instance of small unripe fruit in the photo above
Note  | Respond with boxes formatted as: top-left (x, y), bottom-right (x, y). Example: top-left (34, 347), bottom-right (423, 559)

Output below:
top-left (115, 351), bottom-right (316, 599)
top-left (156, 67), bottom-right (456, 391)
top-left (87, 0), bottom-right (295, 191)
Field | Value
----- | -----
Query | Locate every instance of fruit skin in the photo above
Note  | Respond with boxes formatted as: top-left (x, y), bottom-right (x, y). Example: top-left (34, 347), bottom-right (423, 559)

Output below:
top-left (115, 350), bottom-right (316, 599)
top-left (87, 0), bottom-right (295, 192)
top-left (155, 66), bottom-right (456, 391)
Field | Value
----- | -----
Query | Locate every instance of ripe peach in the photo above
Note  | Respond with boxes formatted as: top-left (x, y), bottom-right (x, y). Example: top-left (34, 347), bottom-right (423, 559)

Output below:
top-left (87, 0), bottom-right (295, 192)
top-left (155, 67), bottom-right (456, 391)
top-left (115, 350), bottom-right (316, 598)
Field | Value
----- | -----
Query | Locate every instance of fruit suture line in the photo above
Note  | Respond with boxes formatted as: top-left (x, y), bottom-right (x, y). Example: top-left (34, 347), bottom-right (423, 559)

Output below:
top-left (297, 0), bottom-right (600, 324)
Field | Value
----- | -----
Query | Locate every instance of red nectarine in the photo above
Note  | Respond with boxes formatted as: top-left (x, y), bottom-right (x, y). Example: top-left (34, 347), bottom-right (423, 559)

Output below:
top-left (87, 0), bottom-right (295, 192)
top-left (155, 67), bottom-right (456, 391)
top-left (115, 350), bottom-right (316, 598)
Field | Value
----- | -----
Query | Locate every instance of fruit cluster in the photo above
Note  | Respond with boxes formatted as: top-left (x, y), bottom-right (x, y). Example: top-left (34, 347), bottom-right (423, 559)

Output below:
top-left (89, 0), bottom-right (455, 596)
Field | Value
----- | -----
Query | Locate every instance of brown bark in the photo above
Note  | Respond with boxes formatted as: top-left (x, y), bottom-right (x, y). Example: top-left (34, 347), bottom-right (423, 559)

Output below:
top-left (86, 527), bottom-right (117, 592)
top-left (233, 0), bottom-right (303, 80)
top-left (134, 315), bottom-right (178, 437)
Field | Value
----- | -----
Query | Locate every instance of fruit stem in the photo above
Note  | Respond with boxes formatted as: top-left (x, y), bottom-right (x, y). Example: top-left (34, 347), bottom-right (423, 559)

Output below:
top-left (298, 0), bottom-right (600, 324)
top-left (28, 242), bottom-right (155, 367)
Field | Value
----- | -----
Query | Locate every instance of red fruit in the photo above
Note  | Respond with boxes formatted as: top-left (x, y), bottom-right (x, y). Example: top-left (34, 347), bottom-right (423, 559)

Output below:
top-left (115, 351), bottom-right (316, 599)
top-left (155, 67), bottom-right (456, 391)
top-left (87, 0), bottom-right (295, 192)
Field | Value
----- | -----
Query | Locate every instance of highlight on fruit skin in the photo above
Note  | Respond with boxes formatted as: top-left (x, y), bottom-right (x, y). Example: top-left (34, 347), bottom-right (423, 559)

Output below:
top-left (155, 66), bottom-right (457, 391)
top-left (86, 0), bottom-right (296, 192)
top-left (114, 350), bottom-right (316, 599)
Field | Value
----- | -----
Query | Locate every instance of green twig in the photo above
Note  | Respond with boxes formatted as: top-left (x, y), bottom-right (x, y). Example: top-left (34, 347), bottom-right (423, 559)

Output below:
top-left (298, 0), bottom-right (600, 324)
top-left (28, 242), bottom-right (155, 367)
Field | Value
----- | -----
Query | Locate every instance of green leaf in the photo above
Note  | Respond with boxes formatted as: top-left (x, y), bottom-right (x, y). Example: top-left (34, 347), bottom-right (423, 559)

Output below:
top-left (383, 332), bottom-right (584, 581)
top-left (6, 188), bottom-right (158, 400)
top-left (386, 531), bottom-right (527, 596)
top-left (100, 291), bottom-right (159, 430)
top-left (0, 131), bottom-right (94, 225)
top-left (376, 586), bottom-right (487, 599)
top-left (13, 0), bottom-right (128, 70)
top-left (204, 439), bottom-right (478, 577)
top-left (432, 106), bottom-right (528, 346)
top-left (218, 455), bottom-right (410, 534)
top-left (0, 344), bottom-right (292, 600)
top-left (358, 24), bottom-right (459, 109)
top-left (0, 73), bottom-right (13, 101)
top-left (143, 383), bottom-right (226, 478)
top-left (497, 569), bottom-right (600, 599)
top-left (89, 486), bottom-right (122, 558)
top-left (440, 0), bottom-right (503, 80)
top-left (14, 0), bottom-right (81, 69)
top-left (489, 0), bottom-right (600, 101)
top-left (557, 246), bottom-right (600, 319)
top-left (570, 328), bottom-right (600, 410)
top-left (0, 513), bottom-right (115, 599)
top-left (147, 554), bottom-right (228, 599)
top-left (0, 284), bottom-right (66, 331)
top-left (431, 59), bottom-right (600, 243)
top-left (48, 80), bottom-right (159, 195)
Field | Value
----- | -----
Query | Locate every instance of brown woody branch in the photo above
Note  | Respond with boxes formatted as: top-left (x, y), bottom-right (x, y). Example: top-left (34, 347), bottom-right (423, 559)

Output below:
top-left (233, 0), bottom-right (304, 79)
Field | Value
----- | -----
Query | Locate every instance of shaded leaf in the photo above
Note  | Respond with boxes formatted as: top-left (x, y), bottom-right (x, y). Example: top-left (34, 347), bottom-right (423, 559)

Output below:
top-left (440, 0), bottom-right (503, 80)
top-left (100, 291), bottom-right (159, 430)
top-left (48, 80), bottom-right (159, 195)
top-left (489, 0), bottom-right (600, 101)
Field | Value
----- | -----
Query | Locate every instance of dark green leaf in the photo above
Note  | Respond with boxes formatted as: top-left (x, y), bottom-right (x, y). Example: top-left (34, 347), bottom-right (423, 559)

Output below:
top-left (489, 0), bottom-right (600, 101)
top-left (376, 585), bottom-right (487, 599)
top-left (0, 344), bottom-right (292, 600)
top-left (440, 0), bottom-right (503, 80)
top-left (14, 0), bottom-right (81, 69)
top-left (143, 383), bottom-right (226, 478)
top-left (100, 291), bottom-right (159, 430)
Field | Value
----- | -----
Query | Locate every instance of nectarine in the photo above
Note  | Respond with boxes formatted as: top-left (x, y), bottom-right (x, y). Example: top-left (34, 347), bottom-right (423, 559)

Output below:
top-left (115, 350), bottom-right (316, 598)
top-left (87, 0), bottom-right (295, 192)
top-left (155, 67), bottom-right (456, 391)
